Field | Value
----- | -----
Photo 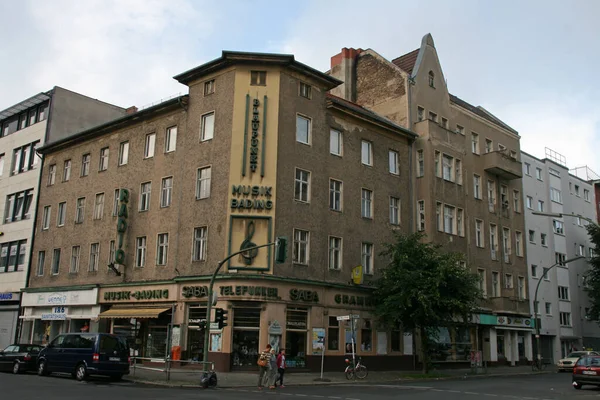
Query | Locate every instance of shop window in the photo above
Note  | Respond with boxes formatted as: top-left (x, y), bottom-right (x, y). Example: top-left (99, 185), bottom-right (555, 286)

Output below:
top-left (285, 308), bottom-right (307, 368)
top-left (327, 316), bottom-right (339, 351)
top-left (360, 319), bottom-right (373, 351)
top-left (518, 332), bottom-right (525, 358)
top-left (187, 305), bottom-right (207, 361)
top-left (391, 329), bottom-right (402, 352)
top-left (232, 306), bottom-right (261, 368)
top-left (344, 326), bottom-right (356, 354)
top-left (430, 326), bottom-right (473, 362)
top-left (497, 334), bottom-right (505, 359)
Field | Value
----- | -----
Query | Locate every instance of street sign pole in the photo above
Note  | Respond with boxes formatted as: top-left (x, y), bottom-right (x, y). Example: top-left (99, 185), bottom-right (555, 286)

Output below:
top-left (350, 313), bottom-right (357, 380)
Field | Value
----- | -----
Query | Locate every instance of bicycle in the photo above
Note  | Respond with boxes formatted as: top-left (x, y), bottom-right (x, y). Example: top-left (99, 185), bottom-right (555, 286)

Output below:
top-left (345, 357), bottom-right (368, 380)
top-left (531, 357), bottom-right (547, 371)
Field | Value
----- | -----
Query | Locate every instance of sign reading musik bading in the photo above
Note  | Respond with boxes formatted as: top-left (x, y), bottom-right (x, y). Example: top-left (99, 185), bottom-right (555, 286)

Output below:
top-left (230, 185), bottom-right (273, 211)
top-left (104, 289), bottom-right (169, 302)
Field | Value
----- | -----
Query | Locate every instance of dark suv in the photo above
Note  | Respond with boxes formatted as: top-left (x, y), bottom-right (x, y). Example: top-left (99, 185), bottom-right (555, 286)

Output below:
top-left (37, 333), bottom-right (129, 381)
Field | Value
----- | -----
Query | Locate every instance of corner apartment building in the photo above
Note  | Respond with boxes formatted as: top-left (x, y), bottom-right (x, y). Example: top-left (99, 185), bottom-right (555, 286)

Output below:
top-left (522, 149), bottom-right (600, 362)
top-left (329, 34), bottom-right (532, 365)
top-left (0, 87), bottom-right (125, 349)
top-left (23, 52), bottom-right (418, 372)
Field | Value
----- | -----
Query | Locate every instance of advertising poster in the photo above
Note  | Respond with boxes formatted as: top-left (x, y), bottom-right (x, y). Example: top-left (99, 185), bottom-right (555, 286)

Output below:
top-left (210, 332), bottom-right (222, 352)
top-left (312, 328), bottom-right (325, 355)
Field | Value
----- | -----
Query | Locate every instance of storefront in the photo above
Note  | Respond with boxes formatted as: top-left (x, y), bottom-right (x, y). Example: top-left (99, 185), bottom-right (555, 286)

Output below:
top-left (20, 287), bottom-right (100, 345)
top-left (0, 292), bottom-right (20, 350)
top-left (476, 313), bottom-right (534, 365)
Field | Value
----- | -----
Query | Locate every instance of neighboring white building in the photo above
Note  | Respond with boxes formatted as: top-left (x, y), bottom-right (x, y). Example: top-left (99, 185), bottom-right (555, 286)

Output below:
top-left (0, 88), bottom-right (125, 349)
top-left (522, 148), bottom-right (600, 363)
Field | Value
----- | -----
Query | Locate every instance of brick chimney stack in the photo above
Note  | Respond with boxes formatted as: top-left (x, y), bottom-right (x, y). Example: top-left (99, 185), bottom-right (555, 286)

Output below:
top-left (125, 106), bottom-right (138, 114)
top-left (329, 47), bottom-right (362, 102)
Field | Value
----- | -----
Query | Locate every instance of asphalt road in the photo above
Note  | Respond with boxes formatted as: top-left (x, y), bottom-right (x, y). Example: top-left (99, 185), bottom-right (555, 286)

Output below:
top-left (1, 371), bottom-right (598, 400)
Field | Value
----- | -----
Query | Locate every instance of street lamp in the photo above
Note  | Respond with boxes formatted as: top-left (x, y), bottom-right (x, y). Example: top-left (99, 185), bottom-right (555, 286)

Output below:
top-left (531, 211), bottom-right (596, 226)
top-left (533, 255), bottom-right (585, 363)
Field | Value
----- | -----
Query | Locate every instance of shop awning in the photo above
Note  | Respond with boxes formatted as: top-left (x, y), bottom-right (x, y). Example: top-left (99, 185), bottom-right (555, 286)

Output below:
top-left (98, 307), bottom-right (170, 319)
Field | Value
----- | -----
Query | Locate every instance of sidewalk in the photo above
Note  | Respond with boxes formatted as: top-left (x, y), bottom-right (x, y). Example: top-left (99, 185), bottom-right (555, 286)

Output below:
top-left (124, 364), bottom-right (557, 388)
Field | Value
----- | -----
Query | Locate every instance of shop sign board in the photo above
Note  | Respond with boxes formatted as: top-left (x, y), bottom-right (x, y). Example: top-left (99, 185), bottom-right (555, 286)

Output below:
top-left (312, 328), bottom-right (325, 355)
top-left (0, 293), bottom-right (16, 301)
top-left (41, 306), bottom-right (68, 320)
top-left (22, 289), bottom-right (98, 307)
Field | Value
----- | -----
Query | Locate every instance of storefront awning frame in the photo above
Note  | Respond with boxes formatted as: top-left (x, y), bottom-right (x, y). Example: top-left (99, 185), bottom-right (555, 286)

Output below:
top-left (98, 307), bottom-right (171, 319)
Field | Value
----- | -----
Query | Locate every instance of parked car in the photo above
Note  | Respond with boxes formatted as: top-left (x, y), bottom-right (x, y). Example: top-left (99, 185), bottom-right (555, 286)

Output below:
top-left (572, 355), bottom-right (600, 389)
top-left (0, 344), bottom-right (43, 374)
top-left (558, 351), bottom-right (600, 372)
top-left (37, 333), bottom-right (129, 381)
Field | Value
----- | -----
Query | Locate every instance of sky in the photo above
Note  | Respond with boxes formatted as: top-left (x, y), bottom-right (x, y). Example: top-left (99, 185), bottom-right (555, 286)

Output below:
top-left (1, 0), bottom-right (599, 174)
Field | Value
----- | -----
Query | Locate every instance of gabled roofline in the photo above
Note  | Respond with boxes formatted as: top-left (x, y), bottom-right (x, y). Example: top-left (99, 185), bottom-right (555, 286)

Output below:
top-left (174, 51), bottom-right (342, 90)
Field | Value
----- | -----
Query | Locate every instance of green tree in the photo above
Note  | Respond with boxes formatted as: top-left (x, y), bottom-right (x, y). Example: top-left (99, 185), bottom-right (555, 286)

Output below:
top-left (373, 232), bottom-right (483, 373)
top-left (584, 223), bottom-right (600, 321)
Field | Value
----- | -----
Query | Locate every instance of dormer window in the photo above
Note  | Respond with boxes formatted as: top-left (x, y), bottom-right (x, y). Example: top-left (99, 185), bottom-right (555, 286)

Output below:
top-left (428, 71), bottom-right (435, 88)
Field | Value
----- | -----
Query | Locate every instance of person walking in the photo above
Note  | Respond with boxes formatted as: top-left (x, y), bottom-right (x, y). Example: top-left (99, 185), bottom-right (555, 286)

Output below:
top-left (276, 348), bottom-right (286, 387)
top-left (257, 344), bottom-right (272, 390)
top-left (267, 348), bottom-right (278, 389)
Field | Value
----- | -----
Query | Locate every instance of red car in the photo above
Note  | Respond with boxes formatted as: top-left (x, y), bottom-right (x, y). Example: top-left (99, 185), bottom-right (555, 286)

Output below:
top-left (572, 355), bottom-right (600, 390)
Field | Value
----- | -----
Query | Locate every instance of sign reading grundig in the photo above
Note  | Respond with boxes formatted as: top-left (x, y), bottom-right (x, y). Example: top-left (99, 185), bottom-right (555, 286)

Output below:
top-left (230, 185), bottom-right (273, 211)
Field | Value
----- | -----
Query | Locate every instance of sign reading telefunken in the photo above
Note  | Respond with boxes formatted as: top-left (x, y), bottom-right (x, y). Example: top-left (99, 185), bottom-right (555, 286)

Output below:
top-left (115, 189), bottom-right (130, 264)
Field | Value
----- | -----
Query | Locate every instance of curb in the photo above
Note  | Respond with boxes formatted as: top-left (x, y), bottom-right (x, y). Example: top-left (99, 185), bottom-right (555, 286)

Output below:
top-left (124, 370), bottom-right (555, 389)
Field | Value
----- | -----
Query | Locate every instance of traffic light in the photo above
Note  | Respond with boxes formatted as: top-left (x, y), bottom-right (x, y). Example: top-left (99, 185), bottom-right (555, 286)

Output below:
top-left (215, 308), bottom-right (228, 329)
top-left (199, 319), bottom-right (207, 331)
top-left (275, 237), bottom-right (288, 264)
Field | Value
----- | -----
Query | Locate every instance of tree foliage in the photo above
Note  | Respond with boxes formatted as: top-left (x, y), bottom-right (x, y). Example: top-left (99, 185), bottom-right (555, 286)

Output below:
top-left (372, 232), bottom-right (483, 372)
top-left (584, 223), bottom-right (600, 321)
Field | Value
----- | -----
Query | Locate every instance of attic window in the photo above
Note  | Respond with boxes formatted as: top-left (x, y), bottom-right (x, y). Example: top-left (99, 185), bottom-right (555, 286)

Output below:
top-left (428, 71), bottom-right (435, 88)
top-left (251, 71), bottom-right (267, 86)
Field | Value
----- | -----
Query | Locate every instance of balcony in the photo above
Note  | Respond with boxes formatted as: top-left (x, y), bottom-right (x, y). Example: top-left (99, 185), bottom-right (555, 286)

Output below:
top-left (483, 150), bottom-right (523, 180)
top-left (486, 296), bottom-right (531, 315)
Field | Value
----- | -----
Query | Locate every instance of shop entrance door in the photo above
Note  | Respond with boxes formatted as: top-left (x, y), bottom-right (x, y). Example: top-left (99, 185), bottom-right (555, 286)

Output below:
top-left (231, 306), bottom-right (261, 370)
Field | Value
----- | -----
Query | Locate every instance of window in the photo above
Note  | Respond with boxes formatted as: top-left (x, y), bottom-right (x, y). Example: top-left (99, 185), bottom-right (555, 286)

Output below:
top-left (250, 71), bottom-right (266, 86)
top-left (329, 236), bottom-right (342, 270)
top-left (560, 312), bottom-right (571, 327)
top-left (531, 264), bottom-right (538, 278)
top-left (576, 217), bottom-right (582, 226)
top-left (109, 240), bottom-right (115, 265)
top-left (0, 153), bottom-right (4, 176)
top-left (362, 243), bottom-right (374, 275)
top-left (456, 125), bottom-right (464, 135)
top-left (428, 71), bottom-right (435, 87)
top-left (140, 182), bottom-right (151, 211)
top-left (165, 126), bottom-right (177, 152)
top-left (0, 240), bottom-right (27, 273)
top-left (473, 175), bottom-right (482, 199)
top-left (48, 164), bottom-right (56, 185)
top-left (417, 150), bottom-right (424, 177)
top-left (196, 167), bottom-right (211, 199)
top-left (417, 200), bottom-right (425, 231)
top-left (536, 167), bottom-right (543, 180)
top-left (502, 228), bottom-right (511, 262)
top-left (526, 196), bottom-right (533, 209)
top-left (500, 185), bottom-right (508, 208)
top-left (57, 202), bottom-right (66, 226)
top-left (584, 189), bottom-right (590, 201)
top-left (36, 251), bottom-right (45, 276)
top-left (161, 177), bottom-right (173, 207)
top-left (442, 154), bottom-right (453, 181)
top-left (328, 317), bottom-right (339, 351)
top-left (361, 189), bottom-right (373, 219)
top-left (492, 272), bottom-right (500, 297)
top-left (434, 151), bottom-right (441, 177)
top-left (75, 197), bottom-right (85, 223)
top-left (51, 249), bottom-right (61, 275)
top-left (389, 197), bottom-right (400, 225)
top-left (417, 107), bottom-right (424, 122)
top-left (389, 150), bottom-right (399, 175)
top-left (515, 231), bottom-right (523, 257)
top-left (436, 202), bottom-right (442, 231)
top-left (193, 227), bottom-right (207, 262)
top-left (99, 147), bottom-right (109, 171)
top-left (70, 246), bottom-right (80, 274)
top-left (487, 180), bottom-right (496, 209)
top-left (538, 200), bottom-right (544, 212)
top-left (428, 111), bottom-right (438, 122)
top-left (361, 140), bottom-right (372, 166)
top-left (477, 269), bottom-right (486, 296)
top-left (443, 205), bottom-right (455, 234)
top-left (545, 302), bottom-right (552, 315)
top-left (553, 219), bottom-right (564, 234)
top-left (157, 233), bottom-right (169, 265)
top-left (455, 159), bottom-right (462, 185)
top-left (118, 142), bottom-right (129, 166)
top-left (590, 248), bottom-right (595, 258)
top-left (200, 112), bottom-right (215, 141)
top-left (112, 189), bottom-right (120, 216)
top-left (28, 109), bottom-right (37, 126)
top-left (4, 189), bottom-right (33, 223)
top-left (296, 115), bottom-right (311, 144)
top-left (135, 237), bottom-right (146, 267)
top-left (60, 159), bottom-right (71, 182)
top-left (518, 277), bottom-right (526, 300)
top-left (293, 229), bottom-right (309, 265)
top-left (513, 190), bottom-right (520, 212)
top-left (524, 163), bottom-right (531, 176)
top-left (529, 230), bottom-right (535, 243)
top-left (441, 117), bottom-right (448, 129)
top-left (475, 220), bottom-right (484, 248)
top-left (579, 244), bottom-right (585, 256)
top-left (485, 139), bottom-right (493, 154)
top-left (550, 187), bottom-right (562, 203)
top-left (294, 169), bottom-right (310, 202)
top-left (549, 167), bottom-right (560, 177)
top-left (543, 267), bottom-right (550, 281)
top-left (81, 154), bottom-right (90, 176)
top-left (329, 179), bottom-right (342, 211)
top-left (93, 193), bottom-right (104, 220)
top-left (330, 129), bottom-right (342, 156)
top-left (504, 273), bottom-right (513, 289)
top-left (145, 133), bottom-right (156, 158)
top-left (471, 133), bottom-right (479, 154)
top-left (575, 185), bottom-right (580, 196)
top-left (204, 79), bottom-right (215, 95)
top-left (11, 141), bottom-right (40, 175)
top-left (555, 252), bottom-right (567, 266)
top-left (558, 286), bottom-right (570, 301)
top-left (89, 243), bottom-right (99, 272)
top-left (42, 206), bottom-right (51, 230)
top-left (299, 82), bottom-right (312, 98)
top-left (490, 224), bottom-right (498, 260)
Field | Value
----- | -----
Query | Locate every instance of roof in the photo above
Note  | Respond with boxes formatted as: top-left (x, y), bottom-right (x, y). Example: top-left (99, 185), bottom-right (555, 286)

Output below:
top-left (174, 51), bottom-right (342, 89)
top-left (449, 94), bottom-right (518, 135)
top-left (38, 95), bottom-right (189, 155)
top-left (326, 94), bottom-right (417, 139)
top-left (391, 49), bottom-right (419, 75)
top-left (0, 92), bottom-right (51, 122)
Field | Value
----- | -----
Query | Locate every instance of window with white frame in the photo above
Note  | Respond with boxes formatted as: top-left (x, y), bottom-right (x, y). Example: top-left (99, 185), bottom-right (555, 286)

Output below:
top-left (330, 129), bottom-right (342, 156)
top-left (0, 153), bottom-right (4, 176)
top-left (492, 271), bottom-right (499, 297)
top-left (51, 248), bottom-right (61, 275)
top-left (575, 185), bottom-right (580, 196)
top-left (361, 140), bottom-right (372, 166)
top-left (140, 182), bottom-right (151, 211)
top-left (99, 147), bottom-right (109, 171)
top-left (193, 227), bottom-right (207, 262)
top-left (109, 240), bottom-right (115, 265)
top-left (418, 200), bottom-right (425, 231)
top-left (428, 111), bottom-right (438, 122)
top-left (518, 277), bottom-right (525, 299)
top-left (145, 133), bottom-right (156, 158)
top-left (362, 243), bottom-right (373, 274)
top-left (136, 236), bottom-right (146, 267)
top-left (456, 125), bottom-right (464, 135)
top-left (161, 177), bottom-right (173, 207)
top-left (294, 169), bottom-right (310, 202)
top-left (93, 193), bottom-right (104, 220)
top-left (579, 244), bottom-right (585, 256)
top-left (389, 197), bottom-right (400, 225)
top-left (434, 151), bottom-right (441, 177)
top-left (70, 246), bottom-right (80, 274)
top-left (558, 286), bottom-right (570, 301)
top-left (500, 185), bottom-right (508, 208)
top-left (529, 230), bottom-right (535, 243)
top-left (550, 187), bottom-right (562, 203)
top-left (361, 189), bottom-right (373, 219)
top-left (417, 107), bottom-right (424, 122)
top-left (536, 167), bottom-right (543, 180)
top-left (81, 154), bottom-right (90, 176)
top-left (329, 179), bottom-right (342, 211)
top-left (548, 167), bottom-right (560, 177)
top-left (165, 126), bottom-right (177, 152)
top-left (57, 202), bottom-right (66, 226)
top-left (42, 206), bottom-right (51, 230)
top-left (293, 229), bottom-right (309, 265)
top-left (543, 267), bottom-right (550, 281)
top-left (157, 233), bottom-right (169, 265)
top-left (75, 197), bottom-right (85, 224)
top-left (89, 243), bottom-right (99, 272)
top-left (513, 190), bottom-right (520, 212)
top-left (504, 273), bottom-right (513, 289)
top-left (590, 248), bottom-right (595, 258)
top-left (442, 154), bottom-right (453, 181)
top-left (441, 117), bottom-right (448, 128)
top-left (545, 302), bottom-right (552, 315)
top-left (485, 139), bottom-right (492, 154)
top-left (471, 132), bottom-right (479, 154)
top-left (204, 79), bottom-right (215, 95)
top-left (531, 264), bottom-right (538, 278)
top-left (329, 236), bottom-right (342, 270)
top-left (477, 269), bottom-right (486, 295)
top-left (296, 115), bottom-right (310, 144)
top-left (201, 112), bottom-right (215, 141)
top-left (515, 231), bottom-right (523, 257)
top-left (455, 159), bottom-right (462, 185)
top-left (443, 204), bottom-right (455, 234)
top-left (299, 82), bottom-right (311, 98)
top-left (63, 160), bottom-right (71, 181)
top-left (250, 71), bottom-right (266, 85)
top-left (112, 189), bottom-right (120, 216)
top-left (389, 150), bottom-right (399, 175)
top-left (490, 224), bottom-right (498, 260)
top-left (584, 189), bottom-right (590, 201)
top-left (487, 180), bottom-right (496, 209)
top-left (48, 164), bottom-right (56, 185)
top-left (553, 219), bottom-right (564, 234)
top-left (417, 150), bottom-right (424, 177)
top-left (502, 227), bottom-right (511, 262)
top-left (196, 167), bottom-right (211, 199)
top-left (475, 219), bottom-right (484, 248)
top-left (560, 312), bottom-right (571, 327)
top-left (538, 200), bottom-right (544, 212)
top-left (457, 208), bottom-right (464, 236)
top-left (473, 175), bottom-right (482, 199)
top-left (11, 141), bottom-right (40, 176)
top-left (555, 252), bottom-right (567, 266)
top-left (524, 162), bottom-right (531, 176)
top-left (526, 196), bottom-right (533, 209)
top-left (118, 142), bottom-right (129, 165)
top-left (36, 251), bottom-right (45, 276)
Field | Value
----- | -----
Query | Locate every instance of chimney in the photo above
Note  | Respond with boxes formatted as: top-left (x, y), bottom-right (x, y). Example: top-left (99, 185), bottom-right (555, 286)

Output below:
top-left (329, 48), bottom-right (362, 102)
top-left (125, 106), bottom-right (138, 114)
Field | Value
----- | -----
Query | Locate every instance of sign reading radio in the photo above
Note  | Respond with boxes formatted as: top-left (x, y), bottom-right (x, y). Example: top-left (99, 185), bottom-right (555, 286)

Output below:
top-left (115, 189), bottom-right (130, 264)
top-left (230, 185), bottom-right (273, 211)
